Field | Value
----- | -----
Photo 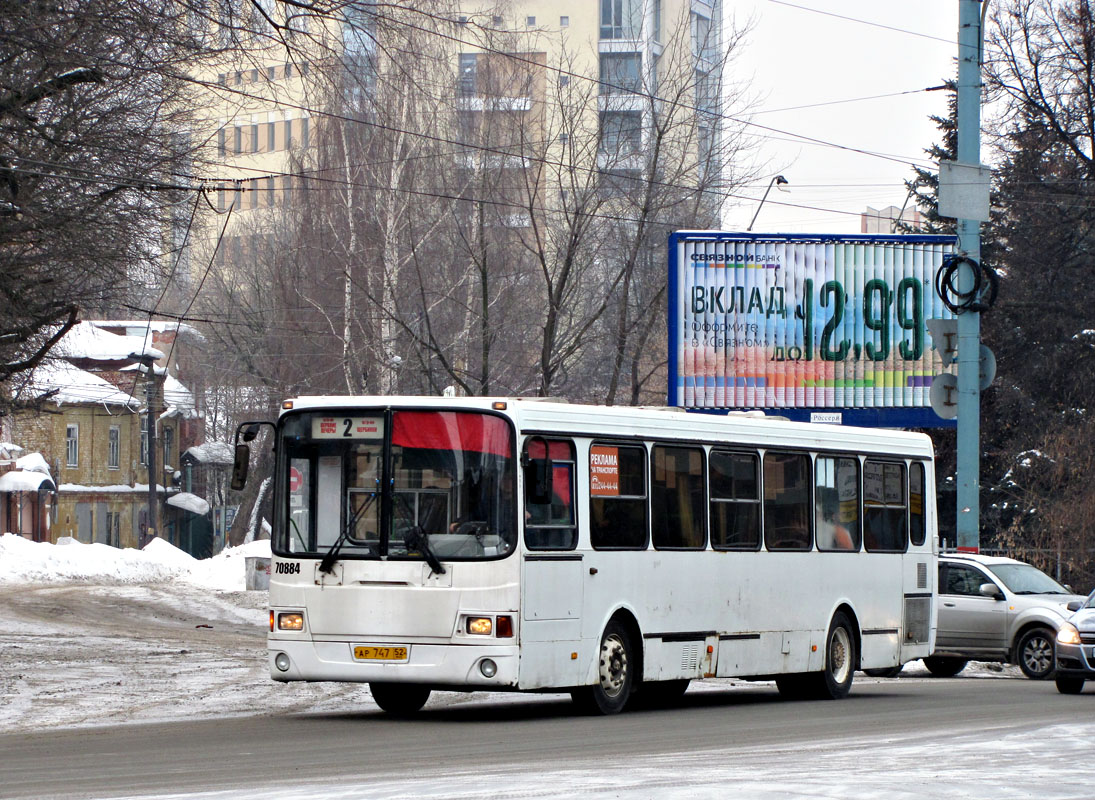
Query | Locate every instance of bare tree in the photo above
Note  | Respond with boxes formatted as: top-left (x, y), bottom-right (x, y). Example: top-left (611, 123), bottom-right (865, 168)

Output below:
top-left (0, 1), bottom-right (220, 395)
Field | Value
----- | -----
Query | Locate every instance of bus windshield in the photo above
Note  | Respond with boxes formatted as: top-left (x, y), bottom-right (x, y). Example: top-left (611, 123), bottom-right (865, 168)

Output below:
top-left (276, 409), bottom-right (516, 561)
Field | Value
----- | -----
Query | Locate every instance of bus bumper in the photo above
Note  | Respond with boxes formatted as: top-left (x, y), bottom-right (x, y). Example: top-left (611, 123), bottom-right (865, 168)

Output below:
top-left (267, 639), bottom-right (520, 687)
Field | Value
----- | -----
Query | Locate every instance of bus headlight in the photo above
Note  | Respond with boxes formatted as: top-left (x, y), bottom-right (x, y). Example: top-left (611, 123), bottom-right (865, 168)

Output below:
top-left (278, 612), bottom-right (305, 631)
top-left (1058, 623), bottom-right (1082, 645)
top-left (479, 659), bottom-right (498, 678)
top-left (467, 617), bottom-right (493, 635)
top-left (274, 652), bottom-right (291, 672)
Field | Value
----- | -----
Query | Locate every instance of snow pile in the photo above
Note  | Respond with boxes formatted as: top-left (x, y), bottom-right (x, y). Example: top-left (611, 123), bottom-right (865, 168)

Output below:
top-left (15, 451), bottom-right (50, 474)
top-left (0, 533), bottom-right (270, 590)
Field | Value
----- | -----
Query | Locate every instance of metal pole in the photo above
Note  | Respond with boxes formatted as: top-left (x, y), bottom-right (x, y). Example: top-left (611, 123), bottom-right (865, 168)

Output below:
top-left (955, 0), bottom-right (983, 552)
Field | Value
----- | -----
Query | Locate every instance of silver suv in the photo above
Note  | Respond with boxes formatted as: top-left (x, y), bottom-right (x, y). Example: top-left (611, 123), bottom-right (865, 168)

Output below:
top-left (927, 553), bottom-right (1085, 679)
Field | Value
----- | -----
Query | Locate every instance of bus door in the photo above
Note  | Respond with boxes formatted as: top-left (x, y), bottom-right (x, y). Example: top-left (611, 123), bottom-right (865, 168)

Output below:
top-left (520, 439), bottom-right (583, 686)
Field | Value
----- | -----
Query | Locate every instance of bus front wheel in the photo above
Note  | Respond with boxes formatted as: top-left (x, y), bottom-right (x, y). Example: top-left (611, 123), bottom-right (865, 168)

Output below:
top-left (572, 621), bottom-right (634, 715)
top-left (369, 682), bottom-right (431, 715)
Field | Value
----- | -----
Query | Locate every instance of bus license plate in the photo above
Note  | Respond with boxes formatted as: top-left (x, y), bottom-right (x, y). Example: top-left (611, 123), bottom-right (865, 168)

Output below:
top-left (353, 645), bottom-right (409, 662)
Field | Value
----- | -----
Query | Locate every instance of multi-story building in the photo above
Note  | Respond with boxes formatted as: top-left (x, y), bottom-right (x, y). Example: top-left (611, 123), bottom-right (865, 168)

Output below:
top-left (861, 204), bottom-right (922, 234)
top-left (3, 322), bottom-right (204, 551)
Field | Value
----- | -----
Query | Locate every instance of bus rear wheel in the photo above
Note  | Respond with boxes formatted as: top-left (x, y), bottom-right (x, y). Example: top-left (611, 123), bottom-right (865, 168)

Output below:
top-left (815, 612), bottom-right (856, 699)
top-left (369, 682), bottom-right (431, 715)
top-left (572, 621), bottom-right (634, 715)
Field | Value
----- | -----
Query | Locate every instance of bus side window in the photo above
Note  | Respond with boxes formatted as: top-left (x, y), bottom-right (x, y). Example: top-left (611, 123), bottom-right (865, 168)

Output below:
top-left (763, 451), bottom-right (811, 551)
top-left (814, 455), bottom-right (860, 552)
top-left (863, 460), bottom-right (908, 552)
top-left (710, 450), bottom-right (760, 550)
top-left (589, 443), bottom-right (647, 550)
top-left (909, 462), bottom-right (926, 546)
top-left (651, 445), bottom-right (705, 550)
top-left (524, 439), bottom-right (577, 550)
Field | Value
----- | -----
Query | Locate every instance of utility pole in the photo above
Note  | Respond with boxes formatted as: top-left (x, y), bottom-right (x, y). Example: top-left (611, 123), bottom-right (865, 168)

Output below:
top-left (954, 0), bottom-right (984, 552)
top-left (131, 351), bottom-right (159, 546)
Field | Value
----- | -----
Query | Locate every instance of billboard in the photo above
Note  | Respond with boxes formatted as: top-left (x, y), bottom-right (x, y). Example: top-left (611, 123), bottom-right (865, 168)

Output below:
top-left (668, 232), bottom-right (958, 427)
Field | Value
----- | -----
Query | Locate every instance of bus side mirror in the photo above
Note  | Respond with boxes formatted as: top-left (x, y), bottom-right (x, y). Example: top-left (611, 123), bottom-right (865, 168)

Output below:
top-left (231, 443), bottom-right (250, 491)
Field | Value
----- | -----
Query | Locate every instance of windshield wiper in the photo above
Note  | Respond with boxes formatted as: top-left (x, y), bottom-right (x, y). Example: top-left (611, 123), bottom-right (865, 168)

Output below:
top-left (319, 495), bottom-right (376, 575)
top-left (404, 525), bottom-right (446, 576)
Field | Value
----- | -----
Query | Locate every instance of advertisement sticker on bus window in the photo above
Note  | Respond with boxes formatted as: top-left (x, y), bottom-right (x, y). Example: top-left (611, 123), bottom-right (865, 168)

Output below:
top-left (590, 445), bottom-right (620, 496)
top-left (311, 416), bottom-right (384, 440)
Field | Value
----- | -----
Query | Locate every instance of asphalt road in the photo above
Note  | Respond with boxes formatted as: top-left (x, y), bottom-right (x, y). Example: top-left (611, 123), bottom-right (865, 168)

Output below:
top-left (3, 676), bottom-right (1089, 799)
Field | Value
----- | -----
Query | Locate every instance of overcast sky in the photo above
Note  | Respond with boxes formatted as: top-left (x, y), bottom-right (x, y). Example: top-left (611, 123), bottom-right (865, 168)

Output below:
top-left (723, 0), bottom-right (961, 234)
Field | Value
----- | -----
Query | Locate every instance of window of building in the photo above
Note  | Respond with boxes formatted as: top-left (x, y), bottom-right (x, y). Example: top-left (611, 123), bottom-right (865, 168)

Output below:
top-left (815, 456), bottom-right (860, 551)
top-left (217, 128), bottom-right (225, 157)
top-left (140, 419), bottom-right (149, 466)
top-left (458, 53), bottom-right (478, 96)
top-left (710, 450), bottom-right (760, 550)
top-left (285, 117), bottom-right (293, 149)
top-left (526, 15), bottom-right (535, 26)
top-left (284, 62), bottom-right (293, 79)
top-left (559, 74), bottom-right (570, 87)
top-left (910, 462), bottom-right (926, 546)
top-left (590, 443), bottom-right (647, 549)
top-left (108, 426), bottom-right (120, 470)
top-left (600, 0), bottom-right (641, 39)
top-left (65, 424), bottom-right (79, 467)
top-left (692, 10), bottom-right (716, 62)
top-left (492, 15), bottom-right (502, 26)
top-left (598, 110), bottom-right (643, 154)
top-left (864, 460), bottom-right (908, 552)
top-left (559, 132), bottom-right (569, 143)
top-left (560, 15), bottom-right (569, 26)
top-left (301, 117), bottom-right (310, 149)
top-left (163, 426), bottom-right (174, 470)
top-left (217, 73), bottom-right (226, 85)
top-left (524, 439), bottom-right (577, 550)
top-left (763, 451), bottom-right (810, 551)
top-left (250, 122), bottom-right (259, 153)
top-left (233, 126), bottom-right (242, 154)
top-left (267, 120), bottom-right (275, 151)
top-left (268, 65), bottom-right (276, 80)
top-left (651, 445), bottom-right (705, 549)
top-left (599, 52), bottom-right (643, 94)
top-left (267, 176), bottom-right (275, 207)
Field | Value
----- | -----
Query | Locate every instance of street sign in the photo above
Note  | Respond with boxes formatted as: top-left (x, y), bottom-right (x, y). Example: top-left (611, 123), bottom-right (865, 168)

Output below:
top-left (930, 373), bottom-right (959, 419)
top-left (979, 344), bottom-right (996, 390)
top-left (926, 318), bottom-right (958, 363)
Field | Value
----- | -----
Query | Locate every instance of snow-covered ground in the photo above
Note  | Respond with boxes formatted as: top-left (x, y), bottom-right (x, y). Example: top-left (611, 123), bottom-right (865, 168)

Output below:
top-left (3, 534), bottom-right (1094, 799)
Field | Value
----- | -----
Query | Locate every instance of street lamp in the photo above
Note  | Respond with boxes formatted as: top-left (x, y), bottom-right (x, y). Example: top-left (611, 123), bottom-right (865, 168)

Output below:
top-left (747, 175), bottom-right (789, 232)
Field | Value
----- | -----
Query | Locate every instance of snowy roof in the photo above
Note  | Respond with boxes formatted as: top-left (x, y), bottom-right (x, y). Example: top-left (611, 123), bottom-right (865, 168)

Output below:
top-left (87, 319), bottom-right (205, 342)
top-left (164, 374), bottom-right (196, 411)
top-left (21, 360), bottom-right (139, 408)
top-left (0, 470), bottom-right (55, 493)
top-left (0, 442), bottom-right (24, 460)
top-left (166, 491), bottom-right (210, 516)
top-left (15, 452), bottom-right (51, 475)
top-left (183, 441), bottom-right (235, 466)
top-left (54, 321), bottom-right (164, 362)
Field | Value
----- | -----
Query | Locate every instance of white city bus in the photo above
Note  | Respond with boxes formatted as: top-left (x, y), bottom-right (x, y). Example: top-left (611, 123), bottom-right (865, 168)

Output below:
top-left (236, 396), bottom-right (937, 715)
